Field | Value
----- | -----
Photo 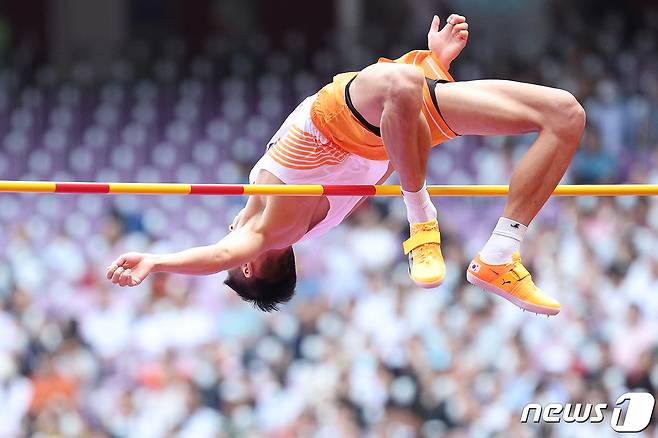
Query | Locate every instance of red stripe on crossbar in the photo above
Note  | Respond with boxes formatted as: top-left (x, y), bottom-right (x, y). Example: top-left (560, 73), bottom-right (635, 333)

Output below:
top-left (55, 183), bottom-right (110, 193)
top-left (322, 185), bottom-right (376, 196)
top-left (189, 185), bottom-right (245, 195)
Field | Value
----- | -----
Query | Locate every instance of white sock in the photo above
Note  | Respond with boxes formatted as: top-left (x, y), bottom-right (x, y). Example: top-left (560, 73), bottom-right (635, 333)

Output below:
top-left (479, 217), bottom-right (527, 265)
top-left (401, 182), bottom-right (437, 224)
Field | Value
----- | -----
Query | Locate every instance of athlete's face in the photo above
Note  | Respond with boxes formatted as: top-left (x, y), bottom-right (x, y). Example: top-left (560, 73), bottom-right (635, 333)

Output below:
top-left (241, 250), bottom-right (286, 278)
top-left (240, 256), bottom-right (265, 278)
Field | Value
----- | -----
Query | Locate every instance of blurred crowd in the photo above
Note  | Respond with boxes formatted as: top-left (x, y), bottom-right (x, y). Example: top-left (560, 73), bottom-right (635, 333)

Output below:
top-left (0, 2), bottom-right (658, 437)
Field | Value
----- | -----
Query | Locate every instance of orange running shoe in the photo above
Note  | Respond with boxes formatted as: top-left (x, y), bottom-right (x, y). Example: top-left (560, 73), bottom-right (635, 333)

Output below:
top-left (403, 220), bottom-right (445, 288)
top-left (466, 252), bottom-right (560, 315)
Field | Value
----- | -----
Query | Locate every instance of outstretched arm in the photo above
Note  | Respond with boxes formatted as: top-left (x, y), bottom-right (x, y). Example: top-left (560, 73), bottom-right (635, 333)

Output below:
top-left (106, 194), bottom-right (319, 287)
top-left (105, 226), bottom-right (269, 287)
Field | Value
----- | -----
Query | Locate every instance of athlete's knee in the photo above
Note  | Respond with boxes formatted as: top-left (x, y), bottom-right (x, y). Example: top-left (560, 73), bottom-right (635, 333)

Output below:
top-left (383, 65), bottom-right (424, 109)
top-left (559, 91), bottom-right (586, 134)
top-left (546, 90), bottom-right (586, 139)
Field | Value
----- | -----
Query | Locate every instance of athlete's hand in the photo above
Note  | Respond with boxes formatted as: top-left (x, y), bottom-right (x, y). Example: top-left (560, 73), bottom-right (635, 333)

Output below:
top-left (106, 252), bottom-right (155, 287)
top-left (428, 14), bottom-right (469, 69)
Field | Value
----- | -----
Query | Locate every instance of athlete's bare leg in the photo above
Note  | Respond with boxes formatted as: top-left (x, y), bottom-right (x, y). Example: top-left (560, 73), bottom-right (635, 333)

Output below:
top-left (434, 79), bottom-right (584, 315)
top-left (349, 63), bottom-right (431, 192)
top-left (433, 80), bottom-right (586, 225)
top-left (349, 62), bottom-right (445, 288)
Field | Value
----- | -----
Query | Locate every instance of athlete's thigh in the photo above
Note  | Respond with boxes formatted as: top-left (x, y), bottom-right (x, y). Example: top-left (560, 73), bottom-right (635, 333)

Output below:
top-left (349, 62), bottom-right (420, 127)
top-left (434, 80), bottom-right (564, 136)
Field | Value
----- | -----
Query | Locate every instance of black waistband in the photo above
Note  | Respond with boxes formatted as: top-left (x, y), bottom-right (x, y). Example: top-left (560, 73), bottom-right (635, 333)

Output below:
top-left (345, 76), bottom-right (381, 137)
top-left (425, 78), bottom-right (452, 130)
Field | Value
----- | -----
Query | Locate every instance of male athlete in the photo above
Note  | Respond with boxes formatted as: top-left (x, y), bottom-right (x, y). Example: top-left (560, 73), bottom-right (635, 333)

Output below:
top-left (107, 15), bottom-right (585, 315)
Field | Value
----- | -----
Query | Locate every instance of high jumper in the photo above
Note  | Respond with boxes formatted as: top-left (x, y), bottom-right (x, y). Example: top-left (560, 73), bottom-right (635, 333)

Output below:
top-left (106, 14), bottom-right (586, 315)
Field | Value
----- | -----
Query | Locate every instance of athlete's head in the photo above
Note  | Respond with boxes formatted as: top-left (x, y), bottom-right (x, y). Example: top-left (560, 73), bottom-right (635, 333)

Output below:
top-left (224, 247), bottom-right (296, 312)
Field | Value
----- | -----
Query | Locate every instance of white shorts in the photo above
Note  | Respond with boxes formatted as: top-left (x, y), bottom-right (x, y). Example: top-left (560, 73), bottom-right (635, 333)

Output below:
top-left (249, 95), bottom-right (390, 241)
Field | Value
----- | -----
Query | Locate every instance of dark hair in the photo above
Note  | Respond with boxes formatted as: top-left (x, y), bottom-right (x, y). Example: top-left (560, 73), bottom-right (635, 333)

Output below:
top-left (224, 248), bottom-right (296, 312)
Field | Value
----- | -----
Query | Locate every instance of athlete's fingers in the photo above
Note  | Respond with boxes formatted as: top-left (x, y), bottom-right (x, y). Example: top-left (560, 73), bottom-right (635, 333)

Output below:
top-left (452, 22), bottom-right (468, 33)
top-left (111, 266), bottom-right (125, 284)
top-left (115, 255), bottom-right (127, 267)
top-left (124, 275), bottom-right (134, 287)
top-left (447, 14), bottom-right (464, 25)
top-left (118, 268), bottom-right (132, 287)
top-left (107, 255), bottom-right (127, 279)
top-left (458, 30), bottom-right (469, 40)
top-left (430, 15), bottom-right (441, 33)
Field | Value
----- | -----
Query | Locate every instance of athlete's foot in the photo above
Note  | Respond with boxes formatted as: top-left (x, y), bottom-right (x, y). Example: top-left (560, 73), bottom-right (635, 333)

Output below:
top-left (466, 252), bottom-right (560, 316)
top-left (403, 219), bottom-right (445, 288)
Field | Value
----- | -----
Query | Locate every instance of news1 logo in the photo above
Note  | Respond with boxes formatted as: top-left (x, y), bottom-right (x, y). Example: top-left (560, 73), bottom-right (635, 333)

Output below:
top-left (520, 392), bottom-right (655, 432)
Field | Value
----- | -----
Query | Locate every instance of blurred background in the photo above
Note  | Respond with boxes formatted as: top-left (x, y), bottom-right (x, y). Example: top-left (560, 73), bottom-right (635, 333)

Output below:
top-left (0, 0), bottom-right (657, 437)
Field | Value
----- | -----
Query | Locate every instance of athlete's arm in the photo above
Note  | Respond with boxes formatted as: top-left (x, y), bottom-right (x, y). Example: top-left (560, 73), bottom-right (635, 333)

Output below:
top-left (105, 226), bottom-right (271, 286)
top-left (156, 226), bottom-right (269, 274)
top-left (377, 14), bottom-right (468, 80)
top-left (427, 14), bottom-right (469, 70)
top-left (106, 195), bottom-right (318, 287)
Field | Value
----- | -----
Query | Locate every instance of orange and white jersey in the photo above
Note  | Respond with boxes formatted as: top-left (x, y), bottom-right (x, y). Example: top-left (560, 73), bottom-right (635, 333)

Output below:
top-left (249, 50), bottom-right (456, 241)
top-left (310, 50), bottom-right (458, 161)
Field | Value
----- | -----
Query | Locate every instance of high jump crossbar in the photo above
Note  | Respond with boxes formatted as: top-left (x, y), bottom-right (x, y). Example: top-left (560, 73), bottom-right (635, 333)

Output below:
top-left (0, 181), bottom-right (657, 197)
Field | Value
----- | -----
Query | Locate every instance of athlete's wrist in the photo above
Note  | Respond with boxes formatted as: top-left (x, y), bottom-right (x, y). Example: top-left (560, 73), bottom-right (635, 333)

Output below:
top-left (150, 253), bottom-right (167, 272)
top-left (429, 50), bottom-right (451, 70)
